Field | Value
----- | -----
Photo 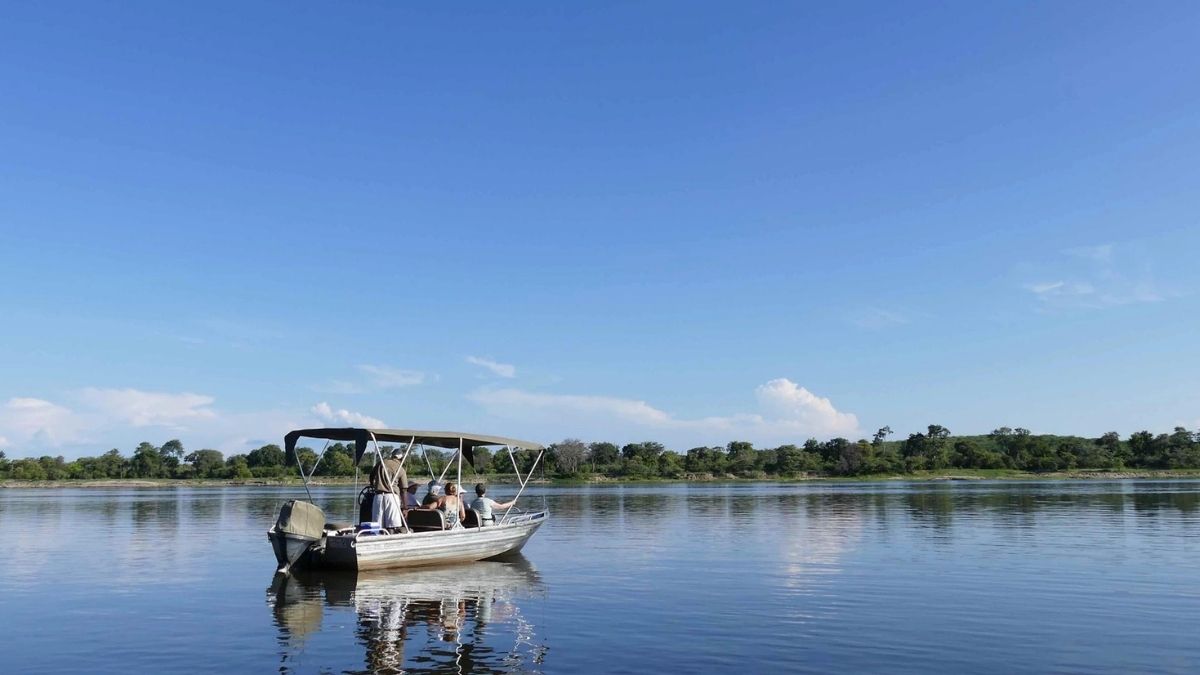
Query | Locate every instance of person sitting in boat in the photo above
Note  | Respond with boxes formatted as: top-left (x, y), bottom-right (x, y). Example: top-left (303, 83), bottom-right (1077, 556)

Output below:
top-left (368, 448), bottom-right (408, 531)
top-left (425, 480), bottom-right (443, 501)
top-left (403, 482), bottom-right (421, 509)
top-left (470, 483), bottom-right (515, 526)
top-left (435, 482), bottom-right (467, 529)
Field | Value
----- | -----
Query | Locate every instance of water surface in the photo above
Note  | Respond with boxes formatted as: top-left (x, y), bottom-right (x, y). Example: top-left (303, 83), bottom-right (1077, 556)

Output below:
top-left (1, 481), bottom-right (1197, 673)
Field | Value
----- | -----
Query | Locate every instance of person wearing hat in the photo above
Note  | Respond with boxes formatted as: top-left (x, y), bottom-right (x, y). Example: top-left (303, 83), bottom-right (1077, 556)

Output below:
top-left (403, 481), bottom-right (421, 509)
top-left (368, 448), bottom-right (408, 530)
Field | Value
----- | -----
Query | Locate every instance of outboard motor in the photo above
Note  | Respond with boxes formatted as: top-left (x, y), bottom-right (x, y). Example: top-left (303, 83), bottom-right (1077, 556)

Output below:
top-left (269, 500), bottom-right (326, 575)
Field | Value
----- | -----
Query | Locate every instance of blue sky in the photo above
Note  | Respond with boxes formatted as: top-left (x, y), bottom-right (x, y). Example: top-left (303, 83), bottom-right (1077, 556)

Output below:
top-left (2, 2), bottom-right (1198, 458)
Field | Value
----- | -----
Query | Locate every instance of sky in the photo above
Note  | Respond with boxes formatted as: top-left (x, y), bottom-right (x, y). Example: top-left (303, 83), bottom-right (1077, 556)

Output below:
top-left (1, 2), bottom-right (1198, 458)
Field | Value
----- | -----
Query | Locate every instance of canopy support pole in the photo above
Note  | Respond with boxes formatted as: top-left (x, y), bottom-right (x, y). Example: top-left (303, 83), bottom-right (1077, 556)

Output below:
top-left (297, 440), bottom-right (329, 503)
top-left (501, 448), bottom-right (543, 523)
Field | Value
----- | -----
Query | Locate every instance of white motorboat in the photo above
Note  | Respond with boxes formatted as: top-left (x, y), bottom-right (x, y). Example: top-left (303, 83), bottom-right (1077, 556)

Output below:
top-left (268, 428), bottom-right (548, 573)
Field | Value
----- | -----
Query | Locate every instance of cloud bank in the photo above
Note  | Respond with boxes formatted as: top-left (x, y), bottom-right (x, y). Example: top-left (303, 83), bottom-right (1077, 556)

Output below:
top-left (468, 378), bottom-right (860, 447)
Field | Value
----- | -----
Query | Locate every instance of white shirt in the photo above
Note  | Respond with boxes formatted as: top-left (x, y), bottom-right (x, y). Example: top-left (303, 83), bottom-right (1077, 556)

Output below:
top-left (471, 496), bottom-right (499, 522)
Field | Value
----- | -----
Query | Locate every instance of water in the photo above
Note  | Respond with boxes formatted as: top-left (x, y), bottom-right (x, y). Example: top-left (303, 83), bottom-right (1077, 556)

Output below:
top-left (1, 481), bottom-right (1198, 673)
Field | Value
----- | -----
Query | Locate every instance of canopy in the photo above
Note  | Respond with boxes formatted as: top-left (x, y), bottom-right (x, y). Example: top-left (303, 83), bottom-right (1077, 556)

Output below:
top-left (283, 428), bottom-right (544, 465)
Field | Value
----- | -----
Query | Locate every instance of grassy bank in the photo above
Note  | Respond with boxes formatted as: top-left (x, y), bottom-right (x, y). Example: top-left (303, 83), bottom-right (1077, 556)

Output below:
top-left (4, 468), bottom-right (1200, 489)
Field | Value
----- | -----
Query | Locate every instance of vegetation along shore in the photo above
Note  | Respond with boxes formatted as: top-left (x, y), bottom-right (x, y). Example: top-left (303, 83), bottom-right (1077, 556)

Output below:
top-left (3, 424), bottom-right (1200, 486)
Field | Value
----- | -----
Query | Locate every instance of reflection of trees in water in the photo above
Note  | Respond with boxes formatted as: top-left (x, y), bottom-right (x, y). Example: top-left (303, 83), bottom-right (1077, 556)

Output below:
top-left (182, 490), bottom-right (223, 524)
top-left (132, 494), bottom-right (177, 529)
top-left (269, 556), bottom-right (547, 674)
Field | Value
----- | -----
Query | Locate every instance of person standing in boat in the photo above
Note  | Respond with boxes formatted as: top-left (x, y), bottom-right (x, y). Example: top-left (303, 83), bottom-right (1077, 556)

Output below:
top-left (436, 482), bottom-right (467, 529)
top-left (470, 483), bottom-right (515, 526)
top-left (369, 448), bottom-right (408, 530)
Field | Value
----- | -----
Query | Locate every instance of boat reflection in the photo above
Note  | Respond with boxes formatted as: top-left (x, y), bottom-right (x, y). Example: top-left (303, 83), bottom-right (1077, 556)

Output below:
top-left (268, 555), bottom-right (548, 673)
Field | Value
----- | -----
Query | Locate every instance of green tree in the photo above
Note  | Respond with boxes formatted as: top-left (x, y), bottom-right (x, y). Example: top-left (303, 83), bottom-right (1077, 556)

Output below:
top-left (835, 441), bottom-right (867, 475)
top-left (10, 458), bottom-right (47, 480)
top-left (658, 451), bottom-right (685, 478)
top-left (130, 442), bottom-right (163, 478)
top-left (226, 454), bottom-right (253, 479)
top-left (247, 444), bottom-right (286, 468)
top-left (621, 442), bottom-right (665, 463)
top-left (588, 442), bottom-right (620, 470)
top-left (726, 441), bottom-right (758, 474)
top-left (186, 449), bottom-right (224, 478)
top-left (872, 426), bottom-right (893, 446)
top-left (161, 439), bottom-right (185, 476)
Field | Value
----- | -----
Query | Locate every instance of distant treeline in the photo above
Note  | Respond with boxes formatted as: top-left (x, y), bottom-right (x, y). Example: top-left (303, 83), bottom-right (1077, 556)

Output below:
top-left (3, 425), bottom-right (1200, 482)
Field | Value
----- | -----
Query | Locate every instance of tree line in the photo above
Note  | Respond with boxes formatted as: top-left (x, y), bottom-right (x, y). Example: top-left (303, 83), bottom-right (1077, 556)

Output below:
top-left (543, 424), bottom-right (1200, 478)
top-left (2, 425), bottom-right (1200, 481)
top-left (0, 440), bottom-right (541, 481)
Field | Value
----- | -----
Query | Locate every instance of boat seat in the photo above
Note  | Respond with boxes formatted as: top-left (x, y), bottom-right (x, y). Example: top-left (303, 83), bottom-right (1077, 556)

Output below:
top-left (405, 509), bottom-right (445, 532)
top-left (462, 508), bottom-right (480, 529)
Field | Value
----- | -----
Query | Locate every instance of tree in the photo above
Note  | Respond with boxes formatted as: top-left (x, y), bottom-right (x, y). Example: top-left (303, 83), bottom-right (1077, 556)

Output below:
top-left (685, 446), bottom-right (726, 474)
top-left (872, 426), bottom-right (893, 446)
top-left (551, 438), bottom-right (587, 475)
top-left (621, 442), bottom-right (665, 462)
top-left (588, 442), bottom-right (619, 470)
top-left (247, 444), bottom-right (286, 468)
top-left (130, 442), bottom-right (163, 478)
top-left (185, 449), bottom-right (225, 478)
top-left (924, 425), bottom-right (952, 469)
top-left (10, 459), bottom-right (47, 480)
top-left (160, 439), bottom-right (184, 476)
top-left (317, 451), bottom-right (355, 476)
top-left (658, 451), bottom-right (685, 478)
top-left (726, 441), bottom-right (758, 474)
top-left (836, 441), bottom-right (867, 475)
top-left (226, 454), bottom-right (253, 479)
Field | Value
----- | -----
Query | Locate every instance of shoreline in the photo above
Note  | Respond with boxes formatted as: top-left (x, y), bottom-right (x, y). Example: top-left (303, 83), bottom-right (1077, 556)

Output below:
top-left (3, 468), bottom-right (1199, 489)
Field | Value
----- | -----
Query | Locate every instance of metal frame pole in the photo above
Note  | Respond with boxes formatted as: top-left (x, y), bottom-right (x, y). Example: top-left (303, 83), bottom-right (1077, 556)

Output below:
top-left (501, 448), bottom-right (543, 523)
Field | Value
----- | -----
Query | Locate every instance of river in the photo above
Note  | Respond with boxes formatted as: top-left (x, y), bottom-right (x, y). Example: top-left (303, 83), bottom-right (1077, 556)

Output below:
top-left (1, 480), bottom-right (1197, 673)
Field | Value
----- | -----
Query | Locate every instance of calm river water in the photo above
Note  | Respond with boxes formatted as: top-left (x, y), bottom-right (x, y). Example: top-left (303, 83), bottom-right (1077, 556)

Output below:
top-left (1, 481), bottom-right (1198, 673)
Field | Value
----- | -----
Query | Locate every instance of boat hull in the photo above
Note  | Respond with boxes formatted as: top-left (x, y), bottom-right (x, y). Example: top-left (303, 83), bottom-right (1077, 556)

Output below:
top-left (305, 512), bottom-right (546, 572)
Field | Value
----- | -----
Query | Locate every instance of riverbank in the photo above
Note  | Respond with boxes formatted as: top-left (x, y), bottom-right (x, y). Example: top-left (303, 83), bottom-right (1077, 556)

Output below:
top-left (4, 468), bottom-right (1200, 488)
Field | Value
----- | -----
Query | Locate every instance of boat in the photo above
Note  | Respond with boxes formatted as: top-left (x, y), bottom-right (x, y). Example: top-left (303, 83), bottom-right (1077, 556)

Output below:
top-left (268, 427), bottom-right (548, 573)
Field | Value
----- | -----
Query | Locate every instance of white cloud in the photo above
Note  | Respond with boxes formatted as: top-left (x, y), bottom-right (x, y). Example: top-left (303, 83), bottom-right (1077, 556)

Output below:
top-left (356, 364), bottom-right (425, 388)
top-left (76, 388), bottom-right (217, 428)
top-left (466, 356), bottom-right (516, 378)
top-left (311, 402), bottom-right (386, 428)
top-left (468, 378), bottom-right (860, 446)
top-left (0, 397), bottom-right (88, 446)
top-left (754, 379), bottom-right (861, 436)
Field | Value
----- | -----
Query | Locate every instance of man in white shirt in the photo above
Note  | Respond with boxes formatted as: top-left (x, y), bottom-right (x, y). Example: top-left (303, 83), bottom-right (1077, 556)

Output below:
top-left (470, 483), bottom-right (515, 526)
